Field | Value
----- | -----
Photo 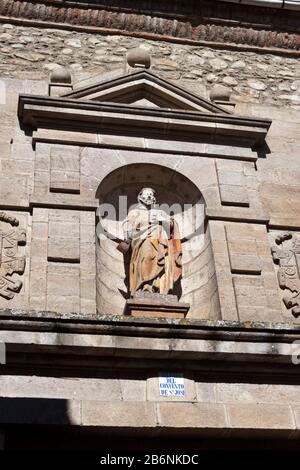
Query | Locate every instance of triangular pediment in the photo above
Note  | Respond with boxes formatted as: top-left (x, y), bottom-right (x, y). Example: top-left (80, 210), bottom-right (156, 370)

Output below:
top-left (19, 69), bottom-right (272, 147)
top-left (64, 70), bottom-right (229, 114)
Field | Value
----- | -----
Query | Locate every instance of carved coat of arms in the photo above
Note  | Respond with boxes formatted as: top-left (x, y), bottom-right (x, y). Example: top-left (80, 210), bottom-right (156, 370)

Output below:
top-left (0, 212), bottom-right (26, 300)
top-left (272, 232), bottom-right (300, 318)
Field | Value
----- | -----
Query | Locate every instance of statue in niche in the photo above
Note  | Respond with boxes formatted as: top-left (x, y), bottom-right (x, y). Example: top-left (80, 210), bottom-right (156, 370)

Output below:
top-left (118, 188), bottom-right (182, 298)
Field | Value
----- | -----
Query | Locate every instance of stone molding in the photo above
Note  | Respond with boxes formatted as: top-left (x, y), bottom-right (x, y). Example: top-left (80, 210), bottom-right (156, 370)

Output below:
top-left (19, 99), bottom-right (270, 144)
top-left (1, 312), bottom-right (300, 382)
top-left (0, 317), bottom-right (299, 373)
top-left (1, 310), bottom-right (300, 339)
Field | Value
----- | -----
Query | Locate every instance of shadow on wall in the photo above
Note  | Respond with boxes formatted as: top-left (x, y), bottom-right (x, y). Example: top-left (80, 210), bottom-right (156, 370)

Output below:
top-left (95, 163), bottom-right (221, 320)
top-left (0, 397), bottom-right (72, 427)
top-left (0, 397), bottom-right (73, 449)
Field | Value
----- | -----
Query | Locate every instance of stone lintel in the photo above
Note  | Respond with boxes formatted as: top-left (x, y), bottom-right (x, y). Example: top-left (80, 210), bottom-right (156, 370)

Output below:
top-left (32, 131), bottom-right (258, 161)
top-left (0, 398), bottom-right (298, 438)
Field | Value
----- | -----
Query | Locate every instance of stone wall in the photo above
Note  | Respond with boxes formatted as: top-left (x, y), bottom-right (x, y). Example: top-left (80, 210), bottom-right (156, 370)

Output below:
top-left (0, 374), bottom-right (300, 435)
top-left (1, 24), bottom-right (300, 108)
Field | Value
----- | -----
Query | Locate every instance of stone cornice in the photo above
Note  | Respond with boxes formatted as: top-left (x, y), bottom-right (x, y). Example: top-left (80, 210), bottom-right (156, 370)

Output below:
top-left (18, 94), bottom-right (271, 145)
top-left (1, 0), bottom-right (300, 54)
top-left (0, 313), bottom-right (300, 376)
top-left (2, 309), bottom-right (300, 339)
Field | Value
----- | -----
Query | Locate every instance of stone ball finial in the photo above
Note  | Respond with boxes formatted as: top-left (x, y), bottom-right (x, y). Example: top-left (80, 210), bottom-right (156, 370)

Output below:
top-left (50, 66), bottom-right (72, 84)
top-left (126, 47), bottom-right (151, 69)
top-left (209, 85), bottom-right (231, 102)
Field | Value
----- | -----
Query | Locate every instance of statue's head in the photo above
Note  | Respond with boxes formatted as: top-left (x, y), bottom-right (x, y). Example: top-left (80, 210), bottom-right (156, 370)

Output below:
top-left (138, 187), bottom-right (156, 207)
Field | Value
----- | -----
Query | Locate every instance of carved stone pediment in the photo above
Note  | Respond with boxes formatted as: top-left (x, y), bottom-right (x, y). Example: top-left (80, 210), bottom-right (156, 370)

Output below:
top-left (18, 69), bottom-right (271, 146)
top-left (0, 213), bottom-right (26, 300)
top-left (63, 70), bottom-right (229, 113)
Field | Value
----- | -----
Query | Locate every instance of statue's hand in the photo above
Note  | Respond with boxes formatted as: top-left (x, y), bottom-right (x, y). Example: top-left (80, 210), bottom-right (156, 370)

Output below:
top-left (117, 239), bottom-right (131, 254)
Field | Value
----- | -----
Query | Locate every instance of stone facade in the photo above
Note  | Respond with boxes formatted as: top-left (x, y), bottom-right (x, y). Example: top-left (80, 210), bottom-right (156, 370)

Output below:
top-left (1, 24), bottom-right (300, 108)
top-left (0, 0), bottom-right (300, 452)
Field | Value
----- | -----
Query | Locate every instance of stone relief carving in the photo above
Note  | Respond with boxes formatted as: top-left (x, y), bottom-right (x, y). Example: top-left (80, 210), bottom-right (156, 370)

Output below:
top-left (0, 213), bottom-right (26, 300)
top-left (272, 232), bottom-right (300, 318)
top-left (0, 212), bottom-right (19, 227)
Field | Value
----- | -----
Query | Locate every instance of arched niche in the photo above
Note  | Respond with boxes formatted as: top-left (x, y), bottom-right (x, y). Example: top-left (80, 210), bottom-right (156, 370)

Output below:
top-left (96, 163), bottom-right (221, 320)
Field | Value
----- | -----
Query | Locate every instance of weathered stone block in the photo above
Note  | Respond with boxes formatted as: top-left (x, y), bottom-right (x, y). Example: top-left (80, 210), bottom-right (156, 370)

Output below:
top-left (11, 143), bottom-right (34, 161)
top-left (227, 403), bottom-right (295, 430)
top-left (157, 403), bottom-right (227, 428)
top-left (47, 264), bottom-right (80, 297)
top-left (47, 264), bottom-right (80, 312)
top-left (225, 223), bottom-right (262, 274)
top-left (82, 401), bottom-right (156, 427)
top-left (48, 213), bottom-right (80, 262)
top-left (0, 375), bottom-right (122, 401)
top-left (219, 184), bottom-right (249, 206)
top-left (50, 170), bottom-right (80, 193)
top-left (217, 383), bottom-right (300, 405)
top-left (31, 222), bottom-right (48, 239)
top-left (233, 276), bottom-right (267, 322)
top-left (120, 379), bottom-right (146, 402)
top-left (50, 150), bottom-right (80, 193)
top-left (196, 382), bottom-right (217, 403)
top-left (0, 176), bottom-right (28, 208)
top-left (216, 160), bottom-right (249, 206)
top-left (48, 239), bottom-right (80, 262)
